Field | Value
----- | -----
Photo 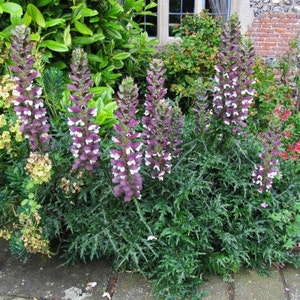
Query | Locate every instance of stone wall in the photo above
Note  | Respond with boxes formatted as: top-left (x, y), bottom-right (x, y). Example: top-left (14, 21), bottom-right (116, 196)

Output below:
top-left (247, 0), bottom-right (300, 58)
top-left (250, 0), bottom-right (300, 16)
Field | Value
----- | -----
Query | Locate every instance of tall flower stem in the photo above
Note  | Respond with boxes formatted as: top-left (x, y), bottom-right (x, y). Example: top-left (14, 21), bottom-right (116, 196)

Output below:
top-left (252, 111), bottom-right (283, 193)
top-left (110, 77), bottom-right (143, 202)
top-left (143, 58), bottom-right (183, 180)
top-left (67, 48), bottom-right (101, 172)
top-left (9, 25), bottom-right (51, 151)
top-left (213, 15), bottom-right (255, 133)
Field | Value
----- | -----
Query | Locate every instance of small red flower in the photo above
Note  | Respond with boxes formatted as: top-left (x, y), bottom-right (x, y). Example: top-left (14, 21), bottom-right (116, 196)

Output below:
top-left (274, 106), bottom-right (291, 121)
top-left (291, 153), bottom-right (299, 160)
top-left (295, 141), bottom-right (300, 153)
top-left (284, 130), bottom-right (292, 138)
top-left (281, 151), bottom-right (289, 160)
top-left (287, 144), bottom-right (294, 152)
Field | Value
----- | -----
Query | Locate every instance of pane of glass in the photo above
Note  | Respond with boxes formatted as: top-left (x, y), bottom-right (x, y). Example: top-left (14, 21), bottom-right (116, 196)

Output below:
top-left (182, 0), bottom-right (194, 13)
top-left (144, 15), bottom-right (157, 36)
top-left (205, 0), bottom-right (230, 20)
top-left (169, 14), bottom-right (181, 25)
top-left (169, 14), bottom-right (181, 36)
top-left (170, 1), bottom-right (181, 12)
top-left (169, 0), bottom-right (194, 36)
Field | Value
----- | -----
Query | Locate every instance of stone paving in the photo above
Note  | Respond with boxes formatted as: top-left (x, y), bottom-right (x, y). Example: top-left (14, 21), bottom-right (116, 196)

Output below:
top-left (1, 238), bottom-right (300, 299)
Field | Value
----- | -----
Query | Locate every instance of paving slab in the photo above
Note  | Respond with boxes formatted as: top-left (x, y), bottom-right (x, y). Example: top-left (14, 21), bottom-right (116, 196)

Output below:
top-left (234, 267), bottom-right (286, 300)
top-left (112, 272), bottom-right (155, 300)
top-left (0, 239), bottom-right (111, 300)
top-left (201, 275), bottom-right (229, 300)
top-left (282, 265), bottom-right (300, 300)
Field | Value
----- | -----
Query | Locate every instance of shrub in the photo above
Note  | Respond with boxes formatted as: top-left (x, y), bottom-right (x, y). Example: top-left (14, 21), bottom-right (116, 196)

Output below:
top-left (159, 10), bottom-right (223, 112)
top-left (0, 0), bottom-right (157, 90)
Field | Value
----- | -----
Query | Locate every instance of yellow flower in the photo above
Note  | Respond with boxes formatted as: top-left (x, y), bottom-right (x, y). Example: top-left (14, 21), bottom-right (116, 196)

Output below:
top-left (0, 131), bottom-right (11, 149)
top-left (0, 114), bottom-right (7, 127)
top-left (24, 152), bottom-right (52, 184)
top-left (9, 120), bottom-right (22, 142)
top-left (0, 75), bottom-right (16, 109)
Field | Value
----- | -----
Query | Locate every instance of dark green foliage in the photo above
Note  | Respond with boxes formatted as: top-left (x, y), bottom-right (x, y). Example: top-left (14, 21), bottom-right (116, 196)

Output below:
top-left (249, 57), bottom-right (294, 133)
top-left (28, 114), bottom-right (300, 299)
top-left (42, 67), bottom-right (65, 119)
top-left (159, 10), bottom-right (223, 112)
top-left (0, 0), bottom-right (157, 90)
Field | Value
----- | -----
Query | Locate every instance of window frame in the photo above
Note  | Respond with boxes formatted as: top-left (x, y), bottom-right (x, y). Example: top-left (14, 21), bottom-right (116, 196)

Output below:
top-left (156, 0), bottom-right (231, 45)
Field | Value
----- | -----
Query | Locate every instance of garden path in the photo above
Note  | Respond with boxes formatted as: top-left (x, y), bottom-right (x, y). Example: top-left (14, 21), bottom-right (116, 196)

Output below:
top-left (0, 239), bottom-right (299, 299)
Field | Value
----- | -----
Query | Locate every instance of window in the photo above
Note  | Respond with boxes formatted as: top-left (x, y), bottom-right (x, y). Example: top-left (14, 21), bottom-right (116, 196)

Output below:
top-left (134, 0), bottom-right (232, 44)
top-left (169, 1), bottom-right (195, 36)
top-left (205, 0), bottom-right (231, 21)
top-left (136, 0), bottom-right (158, 37)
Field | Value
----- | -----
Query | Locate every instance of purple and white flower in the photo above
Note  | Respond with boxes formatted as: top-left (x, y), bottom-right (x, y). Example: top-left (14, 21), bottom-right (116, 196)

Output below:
top-left (142, 59), bottom-right (183, 180)
top-left (67, 48), bottom-right (101, 172)
top-left (9, 25), bottom-right (51, 151)
top-left (110, 77), bottom-right (143, 201)
top-left (212, 17), bottom-right (255, 133)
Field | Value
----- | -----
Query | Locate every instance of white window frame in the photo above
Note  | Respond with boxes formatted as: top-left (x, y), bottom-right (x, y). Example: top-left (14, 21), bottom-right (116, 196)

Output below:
top-left (157, 0), bottom-right (231, 45)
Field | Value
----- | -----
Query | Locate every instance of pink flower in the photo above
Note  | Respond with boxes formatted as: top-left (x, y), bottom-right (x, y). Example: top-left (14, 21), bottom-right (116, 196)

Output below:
top-left (294, 141), bottom-right (300, 154)
top-left (261, 202), bottom-right (268, 208)
top-left (274, 106), bottom-right (291, 121)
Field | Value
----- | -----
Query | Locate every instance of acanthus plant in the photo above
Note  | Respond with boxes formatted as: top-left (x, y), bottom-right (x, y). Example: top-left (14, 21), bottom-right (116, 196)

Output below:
top-left (213, 15), bottom-right (255, 133)
top-left (110, 77), bottom-right (143, 202)
top-left (193, 77), bottom-right (212, 135)
top-left (9, 25), bottom-right (51, 151)
top-left (252, 108), bottom-right (284, 193)
top-left (67, 48), bottom-right (101, 172)
top-left (143, 58), bottom-right (183, 180)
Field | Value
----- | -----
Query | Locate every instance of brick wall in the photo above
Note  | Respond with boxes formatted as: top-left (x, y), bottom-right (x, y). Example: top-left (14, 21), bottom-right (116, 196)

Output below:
top-left (247, 13), bottom-right (300, 57)
top-left (247, 0), bottom-right (300, 58)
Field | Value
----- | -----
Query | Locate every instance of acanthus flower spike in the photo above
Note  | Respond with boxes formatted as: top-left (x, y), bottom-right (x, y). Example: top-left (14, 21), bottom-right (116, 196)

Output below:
top-left (67, 48), bottom-right (101, 172)
top-left (9, 25), bottom-right (51, 151)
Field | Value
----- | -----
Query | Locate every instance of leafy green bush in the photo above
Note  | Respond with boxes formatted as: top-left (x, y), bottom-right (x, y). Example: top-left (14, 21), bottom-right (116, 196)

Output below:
top-left (159, 10), bottom-right (223, 112)
top-left (248, 57), bottom-right (294, 133)
top-left (0, 0), bottom-right (157, 89)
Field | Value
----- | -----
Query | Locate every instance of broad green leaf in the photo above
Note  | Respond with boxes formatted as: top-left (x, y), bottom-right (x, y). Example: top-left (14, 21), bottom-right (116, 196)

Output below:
top-left (104, 4), bottom-right (123, 18)
top-left (105, 27), bottom-right (122, 40)
top-left (72, 33), bottom-right (104, 45)
top-left (0, 6), bottom-right (3, 14)
top-left (112, 52), bottom-right (130, 60)
top-left (81, 7), bottom-right (98, 17)
top-left (1, 2), bottom-right (22, 16)
top-left (21, 199), bottom-right (29, 206)
top-left (70, 3), bottom-right (83, 22)
top-left (145, 1), bottom-right (157, 10)
top-left (45, 18), bottom-right (65, 28)
top-left (90, 16), bottom-right (99, 23)
top-left (105, 22), bottom-right (123, 30)
top-left (90, 86), bottom-right (114, 95)
top-left (36, 0), bottom-right (52, 7)
top-left (74, 21), bottom-right (93, 36)
top-left (10, 14), bottom-right (22, 25)
top-left (40, 40), bottom-right (69, 52)
top-left (87, 54), bottom-right (104, 63)
top-left (30, 33), bottom-right (40, 41)
top-left (26, 4), bottom-right (45, 27)
top-left (63, 24), bottom-right (72, 47)
top-left (23, 13), bottom-right (32, 26)
top-left (104, 101), bottom-right (117, 112)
